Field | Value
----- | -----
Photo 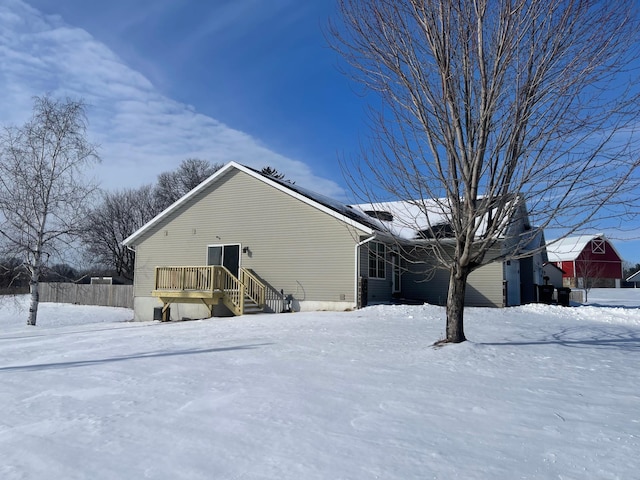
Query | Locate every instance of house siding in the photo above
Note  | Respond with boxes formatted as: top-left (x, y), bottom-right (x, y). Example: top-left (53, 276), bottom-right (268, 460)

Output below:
top-left (469, 262), bottom-right (504, 306)
top-left (131, 169), bottom-right (368, 320)
top-left (400, 248), bottom-right (505, 307)
top-left (357, 241), bottom-right (393, 305)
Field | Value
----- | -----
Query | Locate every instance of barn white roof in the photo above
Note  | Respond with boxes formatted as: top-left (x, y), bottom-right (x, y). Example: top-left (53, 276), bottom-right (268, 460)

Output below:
top-left (546, 234), bottom-right (605, 262)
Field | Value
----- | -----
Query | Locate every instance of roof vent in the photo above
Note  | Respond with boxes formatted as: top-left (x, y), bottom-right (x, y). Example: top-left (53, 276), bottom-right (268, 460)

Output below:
top-left (363, 210), bottom-right (394, 222)
top-left (417, 223), bottom-right (454, 239)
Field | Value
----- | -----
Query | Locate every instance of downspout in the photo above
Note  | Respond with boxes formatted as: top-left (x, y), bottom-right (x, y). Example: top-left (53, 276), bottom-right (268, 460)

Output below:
top-left (355, 234), bottom-right (377, 309)
top-left (126, 244), bottom-right (136, 275)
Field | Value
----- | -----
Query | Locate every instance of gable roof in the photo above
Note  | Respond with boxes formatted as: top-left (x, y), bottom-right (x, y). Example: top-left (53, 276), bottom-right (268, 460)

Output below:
top-left (543, 262), bottom-right (565, 274)
top-left (546, 233), bottom-right (622, 262)
top-left (123, 162), bottom-right (379, 247)
top-left (626, 270), bottom-right (640, 283)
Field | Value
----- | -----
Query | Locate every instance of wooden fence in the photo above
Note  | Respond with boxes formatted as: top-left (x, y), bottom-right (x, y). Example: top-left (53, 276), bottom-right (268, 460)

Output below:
top-left (39, 283), bottom-right (134, 309)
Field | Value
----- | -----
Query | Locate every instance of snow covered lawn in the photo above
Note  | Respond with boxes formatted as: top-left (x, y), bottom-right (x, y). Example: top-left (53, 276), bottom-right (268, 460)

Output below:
top-left (1, 290), bottom-right (639, 479)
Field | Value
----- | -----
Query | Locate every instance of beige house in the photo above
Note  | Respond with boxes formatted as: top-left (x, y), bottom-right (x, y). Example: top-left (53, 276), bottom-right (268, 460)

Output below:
top-left (352, 199), bottom-right (546, 307)
top-left (123, 162), bottom-right (544, 321)
top-left (123, 162), bottom-right (393, 321)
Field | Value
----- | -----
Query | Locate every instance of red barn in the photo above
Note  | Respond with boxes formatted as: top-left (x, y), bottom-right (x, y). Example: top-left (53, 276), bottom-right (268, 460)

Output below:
top-left (546, 234), bottom-right (624, 288)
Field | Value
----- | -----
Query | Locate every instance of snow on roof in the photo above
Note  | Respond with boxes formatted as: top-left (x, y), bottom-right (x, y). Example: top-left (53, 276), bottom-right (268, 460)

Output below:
top-left (349, 199), bottom-right (449, 240)
top-left (545, 234), bottom-right (605, 262)
top-left (350, 196), bottom-right (524, 241)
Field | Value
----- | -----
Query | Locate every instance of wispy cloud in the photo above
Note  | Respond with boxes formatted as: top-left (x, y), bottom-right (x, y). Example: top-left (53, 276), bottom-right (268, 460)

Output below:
top-left (0, 0), bottom-right (346, 198)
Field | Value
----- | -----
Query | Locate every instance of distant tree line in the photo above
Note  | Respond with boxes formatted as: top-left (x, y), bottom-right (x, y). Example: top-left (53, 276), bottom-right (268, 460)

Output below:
top-left (0, 260), bottom-right (115, 290)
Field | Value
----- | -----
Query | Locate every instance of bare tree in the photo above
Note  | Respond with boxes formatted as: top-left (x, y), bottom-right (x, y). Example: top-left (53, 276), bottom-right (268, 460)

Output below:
top-left (83, 185), bottom-right (160, 280)
top-left (84, 159), bottom-right (222, 278)
top-left (0, 257), bottom-right (29, 291)
top-left (574, 259), bottom-right (608, 303)
top-left (155, 158), bottom-right (223, 210)
top-left (331, 0), bottom-right (640, 342)
top-left (0, 95), bottom-right (99, 325)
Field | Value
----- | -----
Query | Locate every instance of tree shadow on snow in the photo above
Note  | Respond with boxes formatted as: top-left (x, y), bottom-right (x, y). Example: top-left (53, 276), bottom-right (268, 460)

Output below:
top-left (0, 323), bottom-right (148, 341)
top-left (481, 326), bottom-right (640, 351)
top-left (0, 343), bottom-right (274, 372)
top-left (582, 303), bottom-right (640, 309)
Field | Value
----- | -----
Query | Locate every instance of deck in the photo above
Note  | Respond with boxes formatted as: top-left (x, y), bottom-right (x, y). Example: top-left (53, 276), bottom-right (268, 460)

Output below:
top-left (152, 266), bottom-right (265, 319)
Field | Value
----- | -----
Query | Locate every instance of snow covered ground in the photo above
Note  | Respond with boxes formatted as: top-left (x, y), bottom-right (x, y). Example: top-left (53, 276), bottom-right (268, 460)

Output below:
top-left (1, 290), bottom-right (639, 479)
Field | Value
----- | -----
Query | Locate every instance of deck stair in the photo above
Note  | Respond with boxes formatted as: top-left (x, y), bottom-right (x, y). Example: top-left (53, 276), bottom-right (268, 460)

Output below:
top-left (242, 295), bottom-right (263, 314)
top-left (152, 266), bottom-right (266, 320)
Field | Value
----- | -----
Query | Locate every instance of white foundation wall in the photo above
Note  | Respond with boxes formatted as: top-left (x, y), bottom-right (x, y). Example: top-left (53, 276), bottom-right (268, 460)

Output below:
top-left (133, 296), bottom-right (359, 321)
top-left (293, 300), bottom-right (357, 312)
top-left (132, 297), bottom-right (228, 322)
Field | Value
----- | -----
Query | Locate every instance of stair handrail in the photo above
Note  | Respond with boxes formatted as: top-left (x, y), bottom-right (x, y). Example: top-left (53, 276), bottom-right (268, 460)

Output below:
top-left (213, 266), bottom-right (244, 315)
top-left (240, 268), bottom-right (266, 307)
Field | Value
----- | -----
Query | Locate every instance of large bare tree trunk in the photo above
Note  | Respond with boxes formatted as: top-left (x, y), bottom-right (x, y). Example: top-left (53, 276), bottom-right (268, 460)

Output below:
top-left (331, 0), bottom-right (640, 343)
top-left (445, 264), bottom-right (470, 343)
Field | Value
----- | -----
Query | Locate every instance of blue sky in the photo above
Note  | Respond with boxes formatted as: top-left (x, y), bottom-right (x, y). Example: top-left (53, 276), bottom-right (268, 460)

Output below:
top-left (0, 0), bottom-right (639, 264)
top-left (0, 0), bottom-right (359, 199)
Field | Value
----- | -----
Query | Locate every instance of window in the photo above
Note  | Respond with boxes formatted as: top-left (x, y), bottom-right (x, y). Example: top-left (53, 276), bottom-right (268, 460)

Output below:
top-left (207, 244), bottom-right (240, 277)
top-left (369, 242), bottom-right (386, 279)
top-left (592, 238), bottom-right (606, 254)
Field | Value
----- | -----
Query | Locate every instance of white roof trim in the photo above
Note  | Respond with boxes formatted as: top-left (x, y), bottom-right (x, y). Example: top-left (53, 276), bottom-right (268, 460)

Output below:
top-left (626, 270), bottom-right (640, 283)
top-left (123, 161), bottom-right (374, 246)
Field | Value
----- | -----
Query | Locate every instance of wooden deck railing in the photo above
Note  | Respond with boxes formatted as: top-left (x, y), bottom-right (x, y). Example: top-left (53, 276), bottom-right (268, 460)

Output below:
top-left (155, 266), bottom-right (215, 291)
top-left (154, 265), bottom-right (265, 316)
top-left (240, 268), bottom-right (266, 307)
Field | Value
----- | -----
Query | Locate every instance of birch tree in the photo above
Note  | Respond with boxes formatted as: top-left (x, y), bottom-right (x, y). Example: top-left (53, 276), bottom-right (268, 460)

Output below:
top-left (0, 96), bottom-right (99, 325)
top-left (331, 0), bottom-right (640, 342)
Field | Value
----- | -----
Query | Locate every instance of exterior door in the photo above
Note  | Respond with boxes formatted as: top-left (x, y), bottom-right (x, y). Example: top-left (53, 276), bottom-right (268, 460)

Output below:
top-left (504, 259), bottom-right (521, 306)
top-left (207, 244), bottom-right (240, 277)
